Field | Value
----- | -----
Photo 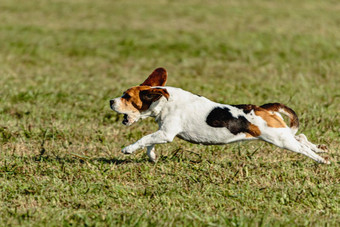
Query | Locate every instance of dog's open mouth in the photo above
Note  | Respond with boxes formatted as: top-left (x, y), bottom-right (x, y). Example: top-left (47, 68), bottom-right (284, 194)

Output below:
top-left (122, 114), bottom-right (129, 125)
top-left (121, 113), bottom-right (139, 126)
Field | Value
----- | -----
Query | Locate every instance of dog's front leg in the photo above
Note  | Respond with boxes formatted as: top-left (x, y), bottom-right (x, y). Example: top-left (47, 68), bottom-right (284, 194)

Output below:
top-left (122, 130), bottom-right (177, 155)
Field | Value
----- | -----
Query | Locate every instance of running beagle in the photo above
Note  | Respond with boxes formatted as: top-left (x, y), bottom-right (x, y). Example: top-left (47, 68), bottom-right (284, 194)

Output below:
top-left (110, 68), bottom-right (329, 164)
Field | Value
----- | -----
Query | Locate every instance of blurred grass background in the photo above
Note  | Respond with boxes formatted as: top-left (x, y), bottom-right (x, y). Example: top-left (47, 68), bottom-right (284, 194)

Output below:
top-left (0, 0), bottom-right (339, 226)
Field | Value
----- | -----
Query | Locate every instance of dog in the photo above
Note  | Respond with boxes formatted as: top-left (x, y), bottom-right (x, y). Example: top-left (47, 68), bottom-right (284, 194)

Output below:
top-left (110, 68), bottom-right (329, 164)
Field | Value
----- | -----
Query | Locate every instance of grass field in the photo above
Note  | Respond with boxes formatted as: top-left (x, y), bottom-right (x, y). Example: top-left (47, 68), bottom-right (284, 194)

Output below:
top-left (0, 0), bottom-right (339, 226)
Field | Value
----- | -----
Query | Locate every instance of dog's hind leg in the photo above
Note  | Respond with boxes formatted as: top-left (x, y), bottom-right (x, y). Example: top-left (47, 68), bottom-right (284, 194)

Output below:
top-left (295, 134), bottom-right (328, 153)
top-left (261, 129), bottom-right (330, 164)
top-left (147, 145), bottom-right (156, 163)
top-left (279, 137), bottom-right (329, 164)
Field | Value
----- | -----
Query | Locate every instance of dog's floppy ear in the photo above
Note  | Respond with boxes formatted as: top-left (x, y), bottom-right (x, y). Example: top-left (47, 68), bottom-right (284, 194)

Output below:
top-left (140, 88), bottom-right (170, 103)
top-left (140, 68), bottom-right (167, 86)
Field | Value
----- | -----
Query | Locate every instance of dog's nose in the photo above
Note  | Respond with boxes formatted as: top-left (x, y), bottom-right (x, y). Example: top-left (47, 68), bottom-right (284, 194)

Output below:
top-left (110, 99), bottom-right (115, 106)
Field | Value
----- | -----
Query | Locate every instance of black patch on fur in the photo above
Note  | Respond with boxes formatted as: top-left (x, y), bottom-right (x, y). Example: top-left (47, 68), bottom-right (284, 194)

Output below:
top-left (206, 107), bottom-right (251, 135)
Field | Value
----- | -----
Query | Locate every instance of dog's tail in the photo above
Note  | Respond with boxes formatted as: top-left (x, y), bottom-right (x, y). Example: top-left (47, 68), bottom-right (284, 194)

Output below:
top-left (260, 103), bottom-right (299, 134)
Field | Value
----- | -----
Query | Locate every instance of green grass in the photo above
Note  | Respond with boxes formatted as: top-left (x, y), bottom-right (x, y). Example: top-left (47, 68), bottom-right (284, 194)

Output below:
top-left (0, 0), bottom-right (339, 226)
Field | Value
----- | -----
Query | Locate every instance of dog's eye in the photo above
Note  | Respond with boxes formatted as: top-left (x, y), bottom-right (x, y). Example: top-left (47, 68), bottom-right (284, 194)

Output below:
top-left (122, 93), bottom-right (131, 99)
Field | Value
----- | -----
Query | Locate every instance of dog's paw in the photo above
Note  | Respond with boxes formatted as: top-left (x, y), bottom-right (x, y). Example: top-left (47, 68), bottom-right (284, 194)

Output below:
top-left (323, 157), bottom-right (331, 165)
top-left (122, 146), bottom-right (134, 154)
top-left (148, 155), bottom-right (157, 163)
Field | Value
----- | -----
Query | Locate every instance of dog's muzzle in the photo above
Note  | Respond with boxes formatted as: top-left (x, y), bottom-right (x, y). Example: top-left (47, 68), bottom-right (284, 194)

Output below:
top-left (109, 99), bottom-right (136, 126)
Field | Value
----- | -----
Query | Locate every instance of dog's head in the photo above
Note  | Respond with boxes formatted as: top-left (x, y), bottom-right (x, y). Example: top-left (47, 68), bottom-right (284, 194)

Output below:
top-left (110, 68), bottom-right (170, 126)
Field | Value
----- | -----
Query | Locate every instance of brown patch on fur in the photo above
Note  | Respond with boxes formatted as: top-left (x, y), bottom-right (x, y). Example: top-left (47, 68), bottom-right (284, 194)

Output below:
top-left (254, 109), bottom-right (287, 128)
top-left (122, 86), bottom-right (150, 111)
top-left (247, 123), bottom-right (261, 137)
top-left (140, 68), bottom-right (168, 86)
top-left (121, 86), bottom-right (169, 112)
top-left (245, 133), bottom-right (255, 138)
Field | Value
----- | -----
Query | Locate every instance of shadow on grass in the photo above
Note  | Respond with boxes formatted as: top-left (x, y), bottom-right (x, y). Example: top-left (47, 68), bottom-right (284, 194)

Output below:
top-left (91, 151), bottom-right (203, 165)
top-left (92, 157), bottom-right (135, 165)
top-left (89, 148), bottom-right (204, 165)
top-left (34, 154), bottom-right (140, 165)
top-left (6, 148), bottom-right (204, 166)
